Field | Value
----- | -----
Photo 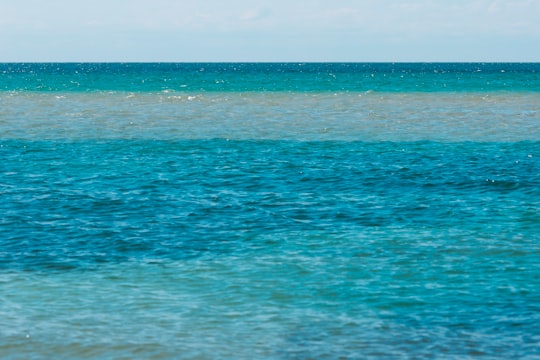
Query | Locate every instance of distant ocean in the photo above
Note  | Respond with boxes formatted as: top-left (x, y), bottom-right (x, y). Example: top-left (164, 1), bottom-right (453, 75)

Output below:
top-left (1, 63), bottom-right (539, 359)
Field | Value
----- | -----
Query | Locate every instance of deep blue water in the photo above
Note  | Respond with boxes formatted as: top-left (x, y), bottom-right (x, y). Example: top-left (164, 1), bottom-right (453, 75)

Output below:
top-left (2, 139), bottom-right (539, 269)
top-left (1, 63), bottom-right (539, 359)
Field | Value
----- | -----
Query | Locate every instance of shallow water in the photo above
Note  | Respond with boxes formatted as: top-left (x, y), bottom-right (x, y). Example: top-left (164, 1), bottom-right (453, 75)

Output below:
top-left (1, 92), bottom-right (538, 142)
top-left (1, 63), bottom-right (539, 359)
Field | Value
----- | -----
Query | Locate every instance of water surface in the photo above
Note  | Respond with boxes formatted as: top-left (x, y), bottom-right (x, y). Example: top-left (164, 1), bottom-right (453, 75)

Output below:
top-left (1, 63), bottom-right (539, 359)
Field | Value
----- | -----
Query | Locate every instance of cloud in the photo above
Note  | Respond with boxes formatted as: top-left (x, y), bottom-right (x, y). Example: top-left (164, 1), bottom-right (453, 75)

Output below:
top-left (3, 0), bottom-right (539, 35)
top-left (239, 8), bottom-right (272, 22)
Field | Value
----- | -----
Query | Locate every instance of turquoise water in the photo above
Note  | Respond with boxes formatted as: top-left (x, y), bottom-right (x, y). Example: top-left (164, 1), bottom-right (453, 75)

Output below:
top-left (1, 63), bottom-right (539, 359)
top-left (2, 63), bottom-right (540, 92)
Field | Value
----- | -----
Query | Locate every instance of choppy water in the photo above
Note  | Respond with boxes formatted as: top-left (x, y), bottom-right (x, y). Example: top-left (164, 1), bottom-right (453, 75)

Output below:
top-left (1, 63), bottom-right (539, 359)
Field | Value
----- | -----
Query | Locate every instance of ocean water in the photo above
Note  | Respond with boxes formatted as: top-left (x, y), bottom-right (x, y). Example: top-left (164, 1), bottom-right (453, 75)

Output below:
top-left (1, 63), bottom-right (539, 359)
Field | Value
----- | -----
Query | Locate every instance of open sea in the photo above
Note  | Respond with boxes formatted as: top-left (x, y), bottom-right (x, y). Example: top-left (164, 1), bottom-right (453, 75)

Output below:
top-left (1, 63), bottom-right (539, 359)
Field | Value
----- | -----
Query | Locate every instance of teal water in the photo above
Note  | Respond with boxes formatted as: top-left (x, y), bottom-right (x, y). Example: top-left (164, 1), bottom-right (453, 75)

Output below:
top-left (2, 63), bottom-right (540, 92)
top-left (1, 63), bottom-right (539, 359)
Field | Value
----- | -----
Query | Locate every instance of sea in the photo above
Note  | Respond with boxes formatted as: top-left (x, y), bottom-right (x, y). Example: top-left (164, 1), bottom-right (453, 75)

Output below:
top-left (1, 63), bottom-right (539, 359)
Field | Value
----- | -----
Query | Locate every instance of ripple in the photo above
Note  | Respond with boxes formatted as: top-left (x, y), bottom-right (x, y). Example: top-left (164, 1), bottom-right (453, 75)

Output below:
top-left (1, 139), bottom-right (539, 359)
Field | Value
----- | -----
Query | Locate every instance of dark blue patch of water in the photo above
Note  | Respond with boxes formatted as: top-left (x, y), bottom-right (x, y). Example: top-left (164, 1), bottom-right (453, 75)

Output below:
top-left (1, 139), bottom-right (538, 271)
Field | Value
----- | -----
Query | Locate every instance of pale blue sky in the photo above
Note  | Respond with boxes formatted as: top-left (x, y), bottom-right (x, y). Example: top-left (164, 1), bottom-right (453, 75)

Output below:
top-left (1, 0), bottom-right (539, 62)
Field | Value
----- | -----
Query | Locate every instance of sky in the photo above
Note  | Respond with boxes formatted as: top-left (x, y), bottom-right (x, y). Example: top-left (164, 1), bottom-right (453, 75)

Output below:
top-left (1, 0), bottom-right (540, 62)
